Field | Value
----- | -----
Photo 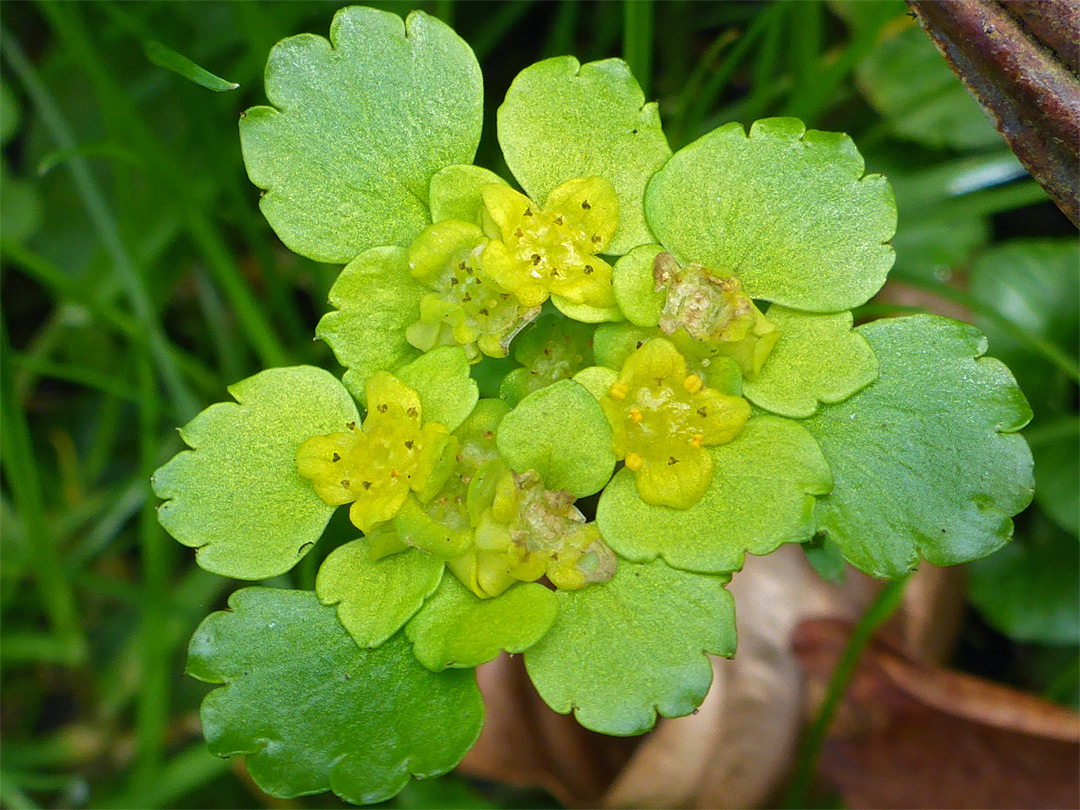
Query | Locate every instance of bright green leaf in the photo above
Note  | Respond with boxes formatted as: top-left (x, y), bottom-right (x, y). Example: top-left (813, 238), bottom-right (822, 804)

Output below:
top-left (153, 367), bottom-right (358, 580)
top-left (316, 247), bottom-right (425, 404)
top-left (612, 244), bottom-right (665, 327)
top-left (240, 7), bottom-right (483, 263)
top-left (187, 588), bottom-right (482, 804)
top-left (968, 514), bottom-right (1079, 644)
top-left (498, 314), bottom-right (595, 407)
top-left (524, 560), bottom-right (735, 735)
top-left (573, 366), bottom-right (618, 400)
top-left (429, 164), bottom-right (508, 225)
top-left (405, 576), bottom-right (557, 670)
top-left (644, 117), bottom-right (896, 312)
top-left (316, 538), bottom-right (445, 648)
top-left (496, 379), bottom-right (616, 497)
top-left (551, 294), bottom-right (624, 324)
top-left (596, 416), bottom-right (832, 573)
top-left (145, 40), bottom-right (239, 92)
top-left (804, 315), bottom-right (1034, 578)
top-left (744, 307), bottom-right (878, 418)
top-left (497, 57), bottom-right (671, 255)
top-left (396, 346), bottom-right (479, 432)
top-left (0, 77), bottom-right (18, 145)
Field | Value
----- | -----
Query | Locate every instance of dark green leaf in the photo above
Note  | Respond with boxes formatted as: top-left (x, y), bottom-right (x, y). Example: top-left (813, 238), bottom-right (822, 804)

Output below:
top-left (804, 315), bottom-right (1034, 577)
top-left (144, 40), bottom-right (239, 92)
top-left (187, 588), bottom-right (483, 804)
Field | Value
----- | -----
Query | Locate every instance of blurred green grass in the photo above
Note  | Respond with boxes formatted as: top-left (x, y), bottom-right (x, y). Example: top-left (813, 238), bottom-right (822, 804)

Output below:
top-left (1, 2), bottom-right (1075, 808)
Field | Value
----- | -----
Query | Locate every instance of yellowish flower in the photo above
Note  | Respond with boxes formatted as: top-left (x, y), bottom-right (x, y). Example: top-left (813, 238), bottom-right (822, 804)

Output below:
top-left (406, 219), bottom-right (540, 360)
top-left (296, 372), bottom-right (456, 532)
top-left (480, 177), bottom-right (619, 309)
top-left (601, 337), bottom-right (751, 508)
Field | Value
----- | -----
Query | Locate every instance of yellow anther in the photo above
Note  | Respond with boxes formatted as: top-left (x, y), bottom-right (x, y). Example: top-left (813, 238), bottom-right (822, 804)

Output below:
top-left (628, 408), bottom-right (643, 424)
top-left (609, 382), bottom-right (629, 400)
top-left (683, 374), bottom-right (704, 394)
top-left (690, 433), bottom-right (704, 448)
top-left (624, 452), bottom-right (644, 471)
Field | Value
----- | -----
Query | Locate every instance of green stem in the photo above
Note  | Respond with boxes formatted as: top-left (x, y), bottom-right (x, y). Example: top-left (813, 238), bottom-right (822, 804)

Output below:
top-left (783, 576), bottom-right (909, 808)
top-left (623, 0), bottom-right (654, 99)
top-left (0, 314), bottom-right (87, 665)
top-left (132, 346), bottom-right (171, 793)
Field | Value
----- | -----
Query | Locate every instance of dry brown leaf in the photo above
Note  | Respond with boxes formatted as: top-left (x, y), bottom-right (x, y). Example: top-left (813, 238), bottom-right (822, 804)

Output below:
top-left (459, 546), bottom-right (964, 808)
top-left (794, 618), bottom-right (1080, 810)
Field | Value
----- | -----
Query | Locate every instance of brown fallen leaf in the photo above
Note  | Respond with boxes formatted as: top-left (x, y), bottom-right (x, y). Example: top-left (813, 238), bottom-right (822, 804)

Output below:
top-left (459, 546), bottom-right (964, 808)
top-left (793, 617), bottom-right (1080, 810)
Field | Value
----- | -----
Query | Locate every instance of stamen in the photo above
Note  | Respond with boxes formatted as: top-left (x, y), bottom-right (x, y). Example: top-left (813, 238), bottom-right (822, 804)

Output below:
top-left (609, 382), bottom-right (629, 400)
top-left (690, 434), bottom-right (704, 448)
top-left (683, 374), bottom-right (704, 394)
top-left (625, 452), bottom-right (644, 471)
top-left (628, 408), bottom-right (643, 424)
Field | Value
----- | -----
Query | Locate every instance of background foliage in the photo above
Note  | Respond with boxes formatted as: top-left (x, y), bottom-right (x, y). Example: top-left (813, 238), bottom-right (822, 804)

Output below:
top-left (1, 1), bottom-right (1075, 808)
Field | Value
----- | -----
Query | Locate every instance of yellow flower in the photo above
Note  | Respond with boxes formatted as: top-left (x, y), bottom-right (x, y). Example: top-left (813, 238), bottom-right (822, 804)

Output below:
top-left (480, 177), bottom-right (619, 309)
top-left (600, 337), bottom-right (751, 508)
top-left (296, 372), bottom-right (456, 532)
top-left (405, 219), bottom-right (540, 361)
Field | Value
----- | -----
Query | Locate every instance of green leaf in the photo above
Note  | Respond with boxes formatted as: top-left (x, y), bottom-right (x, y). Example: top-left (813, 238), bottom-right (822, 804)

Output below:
top-left (596, 416), bottom-right (832, 573)
top-left (429, 164), bottom-right (508, 226)
top-left (592, 322), bottom-right (658, 370)
top-left (803, 535), bottom-right (846, 585)
top-left (523, 560), bottom-right (735, 735)
top-left (316, 247), bottom-right (425, 404)
top-left (496, 379), bottom-right (615, 497)
top-left (969, 239), bottom-right (1079, 413)
top-left (316, 538), bottom-right (445, 648)
top-left (396, 346), bottom-right (479, 433)
top-left (612, 244), bottom-right (665, 327)
top-left (497, 56), bottom-right (671, 255)
top-left (855, 20), bottom-right (1001, 150)
top-left (187, 588), bottom-right (483, 804)
top-left (144, 40), bottom-right (239, 92)
top-left (644, 117), bottom-right (896, 312)
top-left (573, 366), bottom-right (618, 400)
top-left (1028, 419), bottom-right (1079, 537)
top-left (153, 367), bottom-right (359, 580)
top-left (968, 514), bottom-right (1079, 644)
top-left (240, 7), bottom-right (483, 263)
top-left (744, 307), bottom-right (878, 418)
top-left (803, 315), bottom-right (1034, 578)
top-left (405, 576), bottom-right (557, 670)
top-left (551, 294), bottom-right (624, 324)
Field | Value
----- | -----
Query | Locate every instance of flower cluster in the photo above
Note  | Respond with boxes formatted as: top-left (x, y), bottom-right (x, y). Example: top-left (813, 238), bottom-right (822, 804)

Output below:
top-left (154, 7), bottom-right (1033, 807)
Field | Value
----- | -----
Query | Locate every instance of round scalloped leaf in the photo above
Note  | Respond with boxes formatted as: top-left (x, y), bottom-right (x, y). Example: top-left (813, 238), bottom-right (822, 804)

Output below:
top-left (405, 576), bottom-right (557, 670)
top-left (429, 165), bottom-right (508, 226)
top-left (523, 560), bottom-right (735, 736)
top-left (612, 244), bottom-right (665, 327)
top-left (596, 416), bottom-right (832, 573)
top-left (240, 7), bottom-right (483, 263)
top-left (396, 346), bottom-right (479, 432)
top-left (497, 57), bottom-right (671, 255)
top-left (551, 294), bottom-right (624, 324)
top-left (744, 307), bottom-right (878, 418)
top-left (644, 117), bottom-right (896, 312)
top-left (187, 588), bottom-right (483, 805)
top-left (803, 315), bottom-right (1034, 578)
top-left (496, 379), bottom-right (616, 497)
top-left (316, 247), bottom-right (425, 404)
top-left (316, 538), bottom-right (444, 648)
top-left (152, 367), bottom-right (358, 580)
